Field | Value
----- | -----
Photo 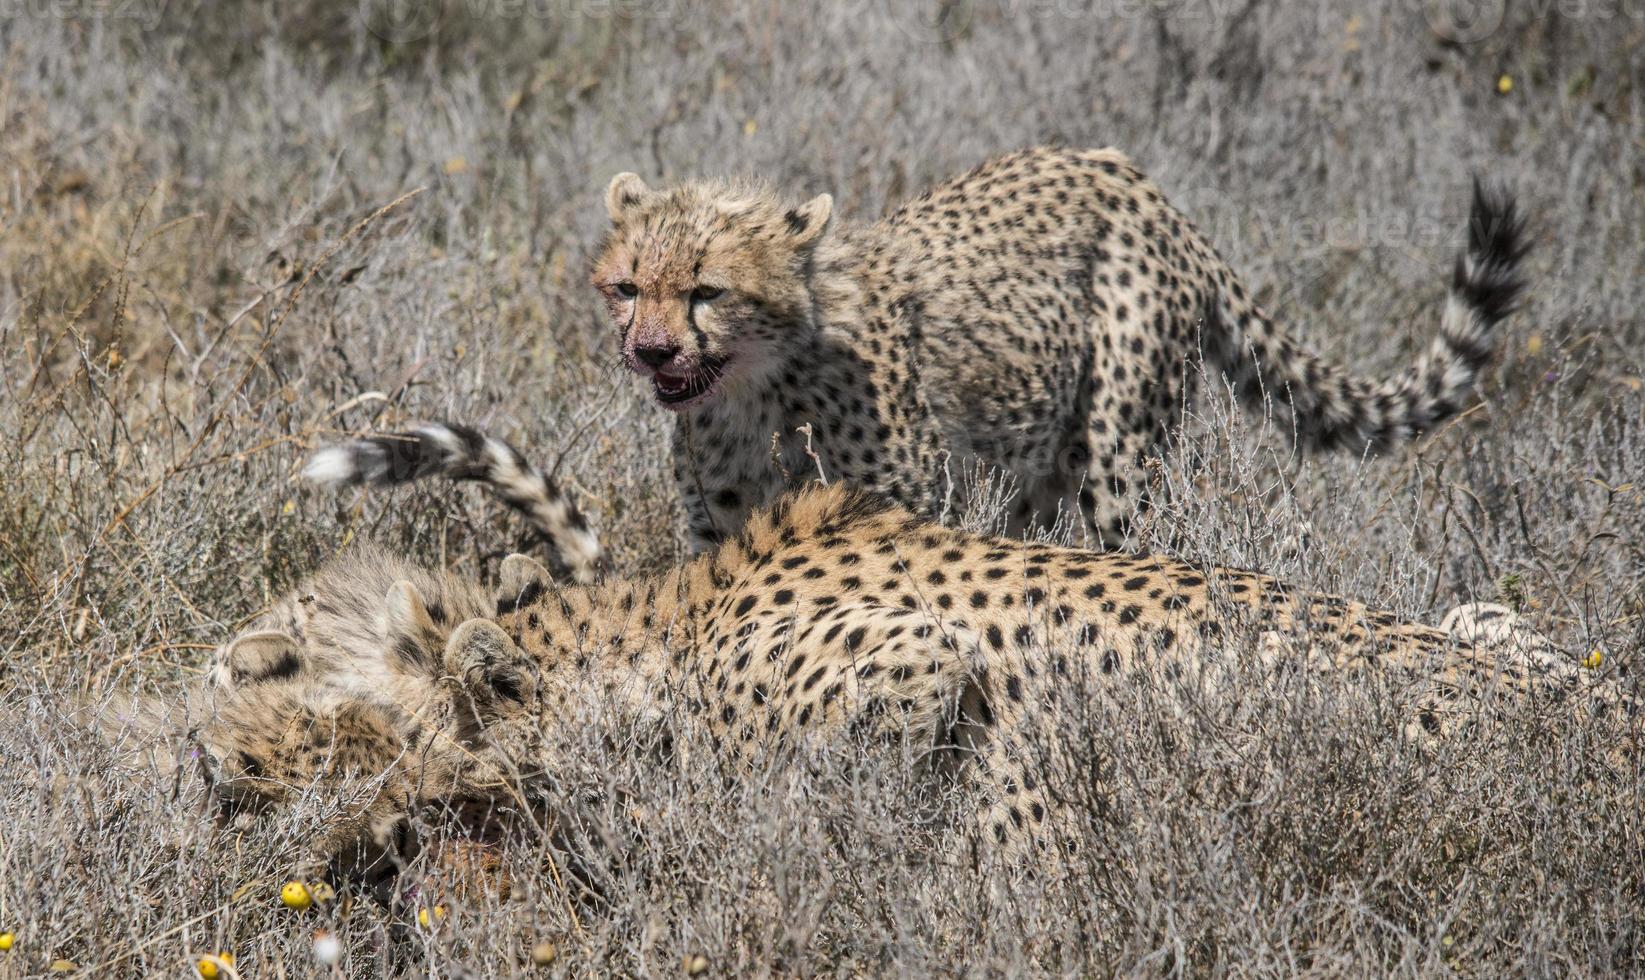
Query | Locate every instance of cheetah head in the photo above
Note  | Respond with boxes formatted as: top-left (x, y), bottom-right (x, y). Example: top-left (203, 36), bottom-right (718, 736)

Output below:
top-left (194, 562), bottom-right (610, 891)
top-left (196, 630), bottom-right (423, 892)
top-left (196, 584), bottom-right (535, 893)
top-left (592, 172), bottom-right (834, 409)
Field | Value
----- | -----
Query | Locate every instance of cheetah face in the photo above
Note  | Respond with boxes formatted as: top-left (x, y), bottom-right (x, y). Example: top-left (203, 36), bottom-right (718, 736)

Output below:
top-left (592, 173), bottom-right (833, 409)
top-left (197, 631), bottom-right (430, 887)
top-left (199, 670), bottom-right (530, 900)
top-left (199, 684), bottom-right (400, 825)
top-left (193, 582), bottom-right (551, 892)
top-left (203, 705), bottom-right (421, 891)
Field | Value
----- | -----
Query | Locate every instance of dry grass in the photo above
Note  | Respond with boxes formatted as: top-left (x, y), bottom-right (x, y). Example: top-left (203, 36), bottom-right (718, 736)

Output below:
top-left (2, 1), bottom-right (1643, 975)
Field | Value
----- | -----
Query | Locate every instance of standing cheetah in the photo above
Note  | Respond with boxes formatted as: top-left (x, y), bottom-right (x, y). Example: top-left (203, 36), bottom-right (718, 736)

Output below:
top-left (312, 147), bottom-right (1525, 558)
top-left (189, 485), bottom-right (1623, 882)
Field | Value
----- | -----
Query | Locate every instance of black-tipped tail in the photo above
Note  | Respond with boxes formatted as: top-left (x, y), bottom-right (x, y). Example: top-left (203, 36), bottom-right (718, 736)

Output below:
top-left (1451, 178), bottom-right (1530, 346)
top-left (304, 423), bottom-right (603, 585)
top-left (1205, 178), bottom-right (1533, 454)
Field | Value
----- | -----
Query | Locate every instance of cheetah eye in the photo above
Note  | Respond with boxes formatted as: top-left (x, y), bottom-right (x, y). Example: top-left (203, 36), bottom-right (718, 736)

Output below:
top-left (614, 281), bottom-right (638, 299)
top-left (690, 286), bottom-right (724, 303)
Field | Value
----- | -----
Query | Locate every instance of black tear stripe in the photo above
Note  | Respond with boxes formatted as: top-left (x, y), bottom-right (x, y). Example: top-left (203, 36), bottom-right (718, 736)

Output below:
top-left (497, 580), bottom-right (547, 617)
top-left (393, 635), bottom-right (429, 670)
top-left (249, 649), bottom-right (302, 683)
top-left (616, 303), bottom-right (638, 361)
top-left (686, 299), bottom-right (711, 352)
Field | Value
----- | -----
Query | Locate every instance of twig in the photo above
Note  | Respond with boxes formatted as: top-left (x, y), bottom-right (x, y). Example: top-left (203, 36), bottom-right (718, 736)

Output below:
top-left (796, 423), bottom-right (828, 485)
top-left (98, 187), bottom-right (427, 544)
top-left (768, 431), bottom-right (792, 483)
top-left (83, 876), bottom-right (273, 975)
top-left (323, 391), bottom-right (390, 421)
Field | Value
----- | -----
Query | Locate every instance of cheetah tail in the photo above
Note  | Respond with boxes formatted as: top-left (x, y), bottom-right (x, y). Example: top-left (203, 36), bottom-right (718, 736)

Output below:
top-left (1208, 179), bottom-right (1529, 453)
top-left (302, 422), bottom-right (604, 584)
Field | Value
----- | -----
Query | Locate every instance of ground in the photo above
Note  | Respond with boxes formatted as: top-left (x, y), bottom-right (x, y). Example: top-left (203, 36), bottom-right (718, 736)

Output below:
top-left (1, 2), bottom-right (1643, 976)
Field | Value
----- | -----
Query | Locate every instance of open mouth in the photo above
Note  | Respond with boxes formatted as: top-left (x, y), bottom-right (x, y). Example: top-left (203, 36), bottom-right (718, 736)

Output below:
top-left (652, 357), bottom-right (730, 407)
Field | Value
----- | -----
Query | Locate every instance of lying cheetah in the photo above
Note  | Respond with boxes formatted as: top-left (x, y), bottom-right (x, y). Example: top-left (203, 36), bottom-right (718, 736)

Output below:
top-left (312, 148), bottom-right (1527, 557)
top-left (190, 485), bottom-right (1626, 883)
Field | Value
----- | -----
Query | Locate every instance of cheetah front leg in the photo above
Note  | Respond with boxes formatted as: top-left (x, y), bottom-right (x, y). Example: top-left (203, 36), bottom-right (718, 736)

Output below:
top-left (1031, 324), bottom-right (1186, 550)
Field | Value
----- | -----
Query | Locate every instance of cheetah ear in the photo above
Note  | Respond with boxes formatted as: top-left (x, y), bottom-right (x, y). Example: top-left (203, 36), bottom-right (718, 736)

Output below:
top-left (780, 193), bottom-right (833, 249)
top-left (219, 631), bottom-right (304, 688)
top-left (447, 619), bottom-right (538, 711)
top-left (496, 553), bottom-right (550, 615)
top-left (605, 172), bottom-right (653, 223)
top-left (385, 581), bottom-right (440, 675)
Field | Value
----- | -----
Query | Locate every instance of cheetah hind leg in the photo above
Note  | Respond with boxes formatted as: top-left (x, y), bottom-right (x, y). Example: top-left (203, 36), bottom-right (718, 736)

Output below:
top-left (1440, 602), bottom-right (1574, 679)
top-left (1439, 601), bottom-right (1638, 723)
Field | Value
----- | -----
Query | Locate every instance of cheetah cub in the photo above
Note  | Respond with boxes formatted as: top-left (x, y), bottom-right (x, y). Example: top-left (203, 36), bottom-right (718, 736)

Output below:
top-left (313, 148), bottom-right (1526, 559)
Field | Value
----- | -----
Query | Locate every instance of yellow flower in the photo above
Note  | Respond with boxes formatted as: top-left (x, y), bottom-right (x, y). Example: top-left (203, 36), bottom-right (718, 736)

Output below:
top-left (0, 932), bottom-right (14, 952)
top-left (1497, 74), bottom-right (1513, 94)
top-left (417, 905), bottom-right (447, 929)
top-left (197, 952), bottom-right (234, 978)
top-left (280, 880), bottom-right (312, 910)
top-left (1583, 649), bottom-right (1604, 669)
